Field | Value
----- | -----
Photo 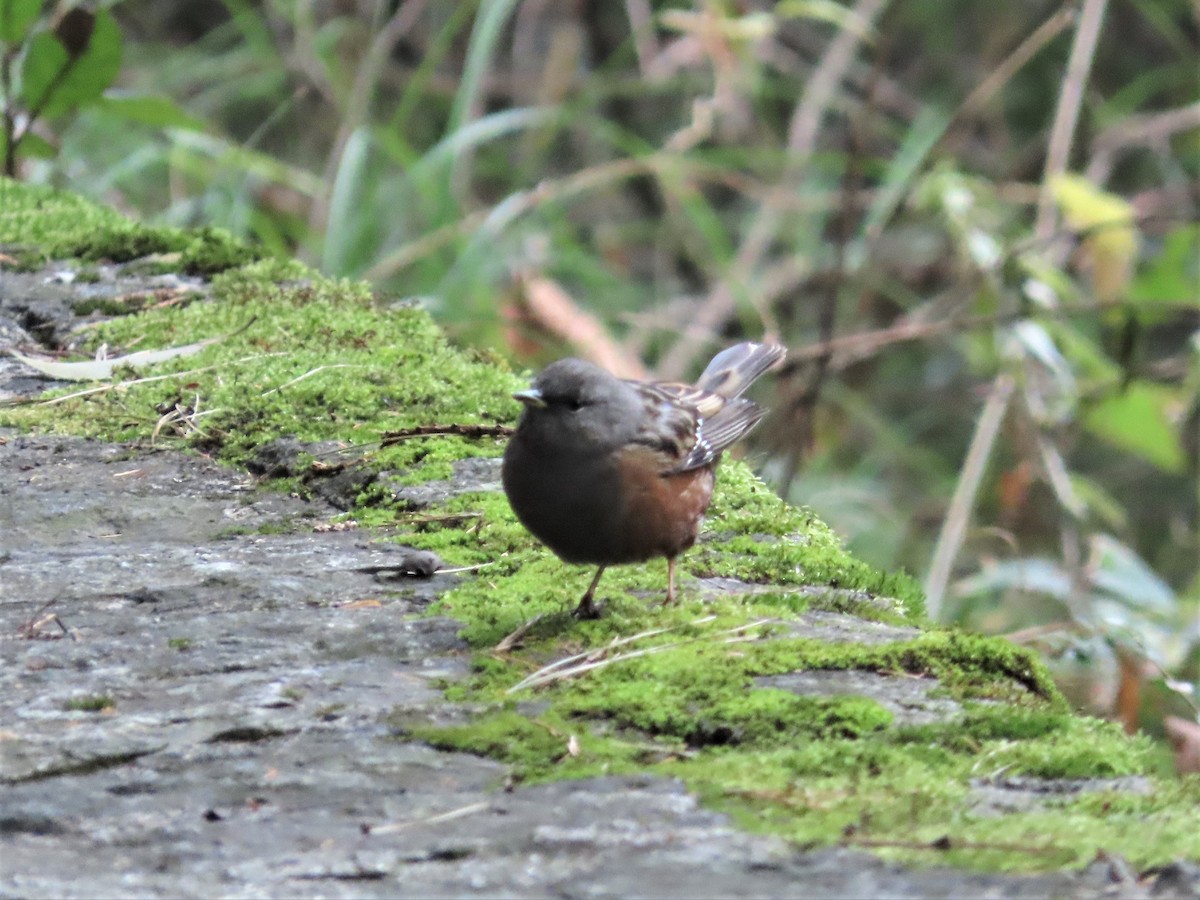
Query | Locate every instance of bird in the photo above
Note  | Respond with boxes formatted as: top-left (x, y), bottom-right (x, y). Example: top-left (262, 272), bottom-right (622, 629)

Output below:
top-left (502, 342), bottom-right (786, 618)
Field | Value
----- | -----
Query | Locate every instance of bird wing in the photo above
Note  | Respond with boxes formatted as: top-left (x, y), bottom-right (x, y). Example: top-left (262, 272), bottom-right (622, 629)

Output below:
top-left (628, 383), bottom-right (767, 475)
top-left (666, 398), bottom-right (767, 473)
top-left (694, 342), bottom-right (787, 399)
top-left (623, 343), bottom-right (784, 475)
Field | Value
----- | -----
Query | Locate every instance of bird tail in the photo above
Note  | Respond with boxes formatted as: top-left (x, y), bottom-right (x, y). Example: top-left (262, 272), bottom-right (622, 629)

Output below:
top-left (694, 342), bottom-right (787, 399)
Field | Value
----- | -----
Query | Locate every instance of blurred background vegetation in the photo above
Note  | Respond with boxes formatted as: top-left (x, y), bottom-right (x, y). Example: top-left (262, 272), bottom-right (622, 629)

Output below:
top-left (3, 0), bottom-right (1198, 758)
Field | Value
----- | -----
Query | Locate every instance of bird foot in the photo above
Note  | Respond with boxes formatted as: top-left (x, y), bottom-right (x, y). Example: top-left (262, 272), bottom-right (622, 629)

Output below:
top-left (572, 596), bottom-right (604, 619)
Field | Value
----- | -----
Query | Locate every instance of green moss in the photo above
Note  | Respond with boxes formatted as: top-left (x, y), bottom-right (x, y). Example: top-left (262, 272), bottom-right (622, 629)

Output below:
top-left (1, 266), bottom-right (520, 474)
top-left (56, 225), bottom-right (177, 263)
top-left (71, 295), bottom-right (146, 317)
top-left (552, 644), bottom-right (895, 747)
top-left (178, 226), bottom-right (261, 274)
top-left (982, 716), bottom-right (1157, 778)
top-left (891, 708), bottom-right (1154, 777)
top-left (0, 179), bottom-right (259, 273)
top-left (408, 709), bottom-right (645, 782)
top-left (64, 694), bottom-right (115, 712)
top-left (696, 466), bottom-right (925, 620)
top-left (1, 180), bottom-right (132, 251)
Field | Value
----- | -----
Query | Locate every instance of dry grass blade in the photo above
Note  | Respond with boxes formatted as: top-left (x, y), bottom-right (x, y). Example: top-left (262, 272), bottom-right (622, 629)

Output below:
top-left (507, 617), bottom-right (775, 693)
top-left (923, 372), bottom-right (1015, 620)
top-left (434, 562), bottom-right (496, 575)
top-left (8, 319), bottom-right (258, 382)
top-left (151, 394), bottom-right (221, 444)
top-left (367, 800), bottom-right (491, 836)
top-left (503, 618), bottom-right (706, 686)
top-left (13, 353), bottom-right (290, 407)
top-left (260, 364), bottom-right (361, 396)
top-left (1034, 0), bottom-right (1109, 243)
top-left (493, 613), bottom-right (546, 653)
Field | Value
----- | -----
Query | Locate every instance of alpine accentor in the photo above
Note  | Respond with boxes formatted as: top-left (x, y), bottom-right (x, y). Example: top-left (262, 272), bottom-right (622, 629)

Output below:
top-left (502, 342), bottom-right (785, 617)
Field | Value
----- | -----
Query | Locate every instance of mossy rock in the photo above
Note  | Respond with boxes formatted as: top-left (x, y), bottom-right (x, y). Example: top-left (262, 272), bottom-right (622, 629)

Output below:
top-left (2, 177), bottom-right (1196, 874)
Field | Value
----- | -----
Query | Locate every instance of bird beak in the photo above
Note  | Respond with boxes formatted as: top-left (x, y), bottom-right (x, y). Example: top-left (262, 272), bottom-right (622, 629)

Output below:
top-left (512, 388), bottom-right (547, 408)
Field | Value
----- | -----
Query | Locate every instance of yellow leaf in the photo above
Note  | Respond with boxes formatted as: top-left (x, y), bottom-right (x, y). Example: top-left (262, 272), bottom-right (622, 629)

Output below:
top-left (1051, 173), bottom-right (1139, 303)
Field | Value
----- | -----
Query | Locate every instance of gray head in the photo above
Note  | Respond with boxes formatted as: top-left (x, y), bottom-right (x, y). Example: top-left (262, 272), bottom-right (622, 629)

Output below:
top-left (512, 358), bottom-right (643, 454)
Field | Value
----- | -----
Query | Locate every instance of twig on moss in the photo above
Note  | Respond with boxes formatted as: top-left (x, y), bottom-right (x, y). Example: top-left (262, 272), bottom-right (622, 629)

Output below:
top-left (400, 512), bottom-right (484, 531)
top-left (151, 394), bottom-right (221, 444)
top-left (260, 364), bottom-right (361, 396)
top-left (435, 562), bottom-right (497, 575)
top-left (493, 613), bottom-right (547, 653)
top-left (6, 353), bottom-right (288, 408)
top-left (380, 424), bottom-right (513, 444)
top-left (506, 617), bottom-right (776, 693)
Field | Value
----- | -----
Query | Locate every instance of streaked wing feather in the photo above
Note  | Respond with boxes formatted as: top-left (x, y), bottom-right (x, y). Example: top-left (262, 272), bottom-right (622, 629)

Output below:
top-left (694, 342), bottom-right (787, 399)
top-left (627, 343), bottom-right (784, 475)
top-left (628, 383), bottom-right (701, 462)
top-left (632, 380), bottom-right (726, 418)
top-left (667, 399), bottom-right (766, 473)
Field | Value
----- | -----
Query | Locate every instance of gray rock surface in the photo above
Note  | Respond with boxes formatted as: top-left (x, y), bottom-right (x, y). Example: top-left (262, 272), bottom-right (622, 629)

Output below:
top-left (4, 435), bottom-right (1195, 898)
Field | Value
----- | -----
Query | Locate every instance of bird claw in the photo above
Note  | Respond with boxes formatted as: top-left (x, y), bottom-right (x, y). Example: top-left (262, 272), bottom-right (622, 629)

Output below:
top-left (572, 597), bottom-right (604, 619)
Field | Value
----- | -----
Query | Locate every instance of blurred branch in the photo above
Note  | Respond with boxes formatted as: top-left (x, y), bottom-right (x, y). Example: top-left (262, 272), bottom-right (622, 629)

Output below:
top-left (624, 0), bottom-right (658, 75)
top-left (779, 60), bottom-right (879, 493)
top-left (659, 0), bottom-right (890, 379)
top-left (1034, 0), bottom-right (1108, 243)
top-left (1087, 101), bottom-right (1200, 183)
top-left (1, 42), bottom-right (15, 177)
top-left (925, 372), bottom-right (1015, 621)
top-left (955, 4), bottom-right (1077, 123)
top-left (779, 290), bottom-right (1200, 375)
top-left (931, 0), bottom-right (1106, 624)
top-left (507, 271), bottom-right (649, 379)
top-left (290, 2), bottom-right (338, 106)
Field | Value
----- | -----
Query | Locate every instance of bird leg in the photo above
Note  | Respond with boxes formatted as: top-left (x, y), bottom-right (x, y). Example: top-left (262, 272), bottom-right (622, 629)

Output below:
top-left (664, 557), bottom-right (677, 605)
top-left (573, 566), bottom-right (606, 619)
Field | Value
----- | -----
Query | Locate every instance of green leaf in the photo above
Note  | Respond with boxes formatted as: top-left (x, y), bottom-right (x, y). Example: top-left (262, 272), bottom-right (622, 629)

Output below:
top-left (1069, 474), bottom-right (1129, 532)
top-left (1084, 381), bottom-right (1186, 473)
top-left (860, 106), bottom-right (953, 251)
top-left (20, 8), bottom-right (122, 118)
top-left (1044, 319), bottom-right (1121, 384)
top-left (1129, 224), bottom-right (1200, 315)
top-left (450, 0), bottom-right (521, 132)
top-left (15, 129), bottom-right (55, 159)
top-left (0, 0), bottom-right (41, 43)
top-left (93, 94), bottom-right (205, 131)
top-left (0, 124), bottom-right (55, 164)
top-left (1089, 534), bottom-right (1175, 615)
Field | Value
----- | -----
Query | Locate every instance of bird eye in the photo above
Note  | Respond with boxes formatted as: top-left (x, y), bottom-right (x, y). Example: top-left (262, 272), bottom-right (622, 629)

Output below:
top-left (566, 398), bottom-right (584, 411)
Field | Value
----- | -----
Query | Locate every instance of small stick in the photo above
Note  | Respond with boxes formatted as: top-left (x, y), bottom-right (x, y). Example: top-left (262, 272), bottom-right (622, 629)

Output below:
top-left (494, 613), bottom-right (546, 653)
top-left (381, 424), bottom-right (513, 444)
